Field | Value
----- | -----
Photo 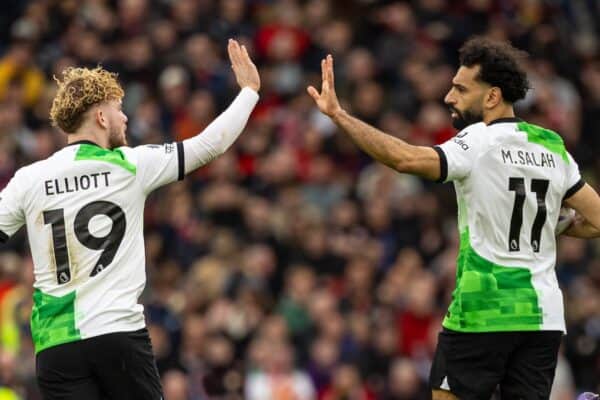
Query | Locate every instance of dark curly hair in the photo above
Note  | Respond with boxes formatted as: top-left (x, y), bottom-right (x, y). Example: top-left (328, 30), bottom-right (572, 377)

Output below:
top-left (459, 37), bottom-right (530, 103)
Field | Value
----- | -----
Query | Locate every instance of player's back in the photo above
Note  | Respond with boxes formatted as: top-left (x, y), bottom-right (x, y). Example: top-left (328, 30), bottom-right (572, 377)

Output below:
top-left (0, 140), bottom-right (183, 353)
top-left (437, 118), bottom-right (582, 333)
top-left (466, 120), bottom-right (576, 263)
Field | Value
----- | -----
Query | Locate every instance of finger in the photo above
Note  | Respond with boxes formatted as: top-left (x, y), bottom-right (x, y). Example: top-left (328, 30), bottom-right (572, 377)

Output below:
top-left (326, 54), bottom-right (335, 86)
top-left (227, 39), bottom-right (233, 61)
top-left (227, 39), bottom-right (238, 66)
top-left (321, 59), bottom-right (327, 91)
top-left (307, 86), bottom-right (320, 100)
top-left (228, 39), bottom-right (242, 66)
top-left (241, 45), bottom-right (251, 62)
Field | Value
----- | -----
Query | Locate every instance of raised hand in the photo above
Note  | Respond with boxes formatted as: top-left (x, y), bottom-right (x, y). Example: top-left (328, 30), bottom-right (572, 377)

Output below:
top-left (307, 55), bottom-right (343, 118)
top-left (227, 38), bottom-right (260, 92)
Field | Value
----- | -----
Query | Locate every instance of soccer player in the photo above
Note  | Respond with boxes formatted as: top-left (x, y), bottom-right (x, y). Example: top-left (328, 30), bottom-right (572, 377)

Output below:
top-left (0, 39), bottom-right (259, 399)
top-left (308, 37), bottom-right (600, 399)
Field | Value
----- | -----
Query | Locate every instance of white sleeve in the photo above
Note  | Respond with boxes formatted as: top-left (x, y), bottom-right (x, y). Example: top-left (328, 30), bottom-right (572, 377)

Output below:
top-left (0, 171), bottom-right (26, 242)
top-left (126, 143), bottom-right (181, 194)
top-left (563, 152), bottom-right (584, 200)
top-left (434, 123), bottom-right (487, 182)
top-left (130, 88), bottom-right (258, 194)
top-left (182, 87), bottom-right (259, 173)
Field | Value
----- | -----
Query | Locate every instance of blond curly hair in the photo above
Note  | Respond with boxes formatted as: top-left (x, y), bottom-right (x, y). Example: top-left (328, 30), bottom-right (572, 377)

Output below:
top-left (50, 66), bottom-right (124, 133)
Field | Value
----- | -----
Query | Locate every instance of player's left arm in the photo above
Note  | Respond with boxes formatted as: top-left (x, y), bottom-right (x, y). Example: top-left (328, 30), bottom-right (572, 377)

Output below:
top-left (307, 55), bottom-right (442, 181)
top-left (564, 183), bottom-right (600, 238)
top-left (562, 212), bottom-right (600, 238)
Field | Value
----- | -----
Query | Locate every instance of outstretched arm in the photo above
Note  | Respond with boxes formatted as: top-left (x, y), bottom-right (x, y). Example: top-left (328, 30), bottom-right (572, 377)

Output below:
top-left (183, 39), bottom-right (261, 173)
top-left (307, 55), bottom-right (441, 181)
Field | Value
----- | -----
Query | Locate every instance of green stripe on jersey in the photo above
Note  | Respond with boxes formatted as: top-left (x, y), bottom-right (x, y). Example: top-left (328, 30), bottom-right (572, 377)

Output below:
top-left (517, 122), bottom-right (568, 163)
top-left (31, 288), bottom-right (81, 353)
top-left (75, 144), bottom-right (136, 174)
top-left (443, 230), bottom-right (543, 332)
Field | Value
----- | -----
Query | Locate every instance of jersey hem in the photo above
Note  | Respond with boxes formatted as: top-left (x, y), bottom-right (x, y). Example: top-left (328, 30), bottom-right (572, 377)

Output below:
top-left (442, 320), bottom-right (565, 334)
top-left (36, 321), bottom-right (147, 354)
top-left (35, 336), bottom-right (82, 355)
top-left (80, 321), bottom-right (147, 340)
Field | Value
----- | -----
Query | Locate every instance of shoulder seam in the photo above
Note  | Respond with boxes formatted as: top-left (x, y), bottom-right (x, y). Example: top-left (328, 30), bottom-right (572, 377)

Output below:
top-left (465, 123), bottom-right (493, 179)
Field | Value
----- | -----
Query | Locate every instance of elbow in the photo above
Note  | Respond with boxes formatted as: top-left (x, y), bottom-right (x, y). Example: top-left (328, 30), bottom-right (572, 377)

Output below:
top-left (391, 146), bottom-right (422, 174)
top-left (393, 159), bottom-right (438, 181)
top-left (393, 157), bottom-right (418, 175)
top-left (393, 163), bottom-right (409, 174)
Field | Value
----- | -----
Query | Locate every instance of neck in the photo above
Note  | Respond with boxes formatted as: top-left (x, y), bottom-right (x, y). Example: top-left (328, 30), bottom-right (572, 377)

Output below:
top-left (67, 128), bottom-right (108, 148)
top-left (483, 103), bottom-right (515, 125)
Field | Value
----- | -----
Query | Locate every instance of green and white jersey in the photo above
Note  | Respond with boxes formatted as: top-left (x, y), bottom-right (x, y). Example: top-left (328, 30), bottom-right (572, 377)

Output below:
top-left (0, 88), bottom-right (259, 354)
top-left (435, 118), bottom-right (583, 333)
top-left (0, 141), bottom-right (184, 353)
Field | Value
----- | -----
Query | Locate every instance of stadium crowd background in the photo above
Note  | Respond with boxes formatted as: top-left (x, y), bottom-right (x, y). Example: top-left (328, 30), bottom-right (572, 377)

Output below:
top-left (0, 0), bottom-right (599, 399)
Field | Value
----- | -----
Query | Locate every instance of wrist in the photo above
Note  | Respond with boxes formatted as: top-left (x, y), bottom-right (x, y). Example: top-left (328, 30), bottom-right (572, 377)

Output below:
top-left (239, 86), bottom-right (260, 103)
top-left (331, 108), bottom-right (346, 122)
top-left (243, 84), bottom-right (260, 93)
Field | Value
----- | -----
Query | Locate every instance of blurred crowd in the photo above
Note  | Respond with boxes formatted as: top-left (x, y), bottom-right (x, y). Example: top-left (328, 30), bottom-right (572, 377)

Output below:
top-left (0, 0), bottom-right (600, 399)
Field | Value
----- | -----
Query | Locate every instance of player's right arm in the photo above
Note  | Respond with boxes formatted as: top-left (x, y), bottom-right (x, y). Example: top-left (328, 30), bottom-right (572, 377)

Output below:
top-left (307, 55), bottom-right (442, 181)
top-left (133, 39), bottom-right (260, 194)
top-left (181, 38), bottom-right (260, 173)
top-left (0, 171), bottom-right (26, 242)
top-left (564, 183), bottom-right (600, 238)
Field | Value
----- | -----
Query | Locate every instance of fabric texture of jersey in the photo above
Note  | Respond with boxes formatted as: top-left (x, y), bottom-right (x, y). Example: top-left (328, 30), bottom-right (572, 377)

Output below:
top-left (0, 141), bottom-right (183, 353)
top-left (0, 87), bottom-right (258, 355)
top-left (435, 118), bottom-right (582, 333)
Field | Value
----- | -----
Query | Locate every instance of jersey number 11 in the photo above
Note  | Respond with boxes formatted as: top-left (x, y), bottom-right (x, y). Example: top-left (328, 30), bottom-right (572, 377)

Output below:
top-left (508, 177), bottom-right (549, 253)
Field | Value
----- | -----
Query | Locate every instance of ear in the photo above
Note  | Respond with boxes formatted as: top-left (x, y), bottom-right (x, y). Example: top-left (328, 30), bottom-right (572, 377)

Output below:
top-left (95, 107), bottom-right (108, 129)
top-left (484, 87), bottom-right (502, 109)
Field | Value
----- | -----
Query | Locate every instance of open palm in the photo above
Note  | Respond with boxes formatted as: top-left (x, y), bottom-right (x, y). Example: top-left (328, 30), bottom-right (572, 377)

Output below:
top-left (307, 55), bottom-right (342, 118)
top-left (227, 38), bottom-right (260, 92)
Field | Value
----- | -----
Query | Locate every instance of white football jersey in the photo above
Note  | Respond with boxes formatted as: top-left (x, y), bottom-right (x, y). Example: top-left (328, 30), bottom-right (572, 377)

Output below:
top-left (435, 118), bottom-right (583, 333)
top-left (0, 141), bottom-right (184, 353)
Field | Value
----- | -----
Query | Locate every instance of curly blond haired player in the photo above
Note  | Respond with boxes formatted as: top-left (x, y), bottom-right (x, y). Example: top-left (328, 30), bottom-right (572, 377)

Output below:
top-left (309, 37), bottom-right (600, 399)
top-left (0, 39), bottom-right (259, 400)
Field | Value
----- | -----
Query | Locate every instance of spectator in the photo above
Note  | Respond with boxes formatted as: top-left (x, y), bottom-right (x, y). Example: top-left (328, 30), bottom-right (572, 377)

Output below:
top-left (0, 1), bottom-right (598, 398)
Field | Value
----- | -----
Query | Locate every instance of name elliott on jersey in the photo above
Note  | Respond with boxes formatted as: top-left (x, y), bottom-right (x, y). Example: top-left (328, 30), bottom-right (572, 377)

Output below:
top-left (501, 149), bottom-right (556, 168)
top-left (45, 171), bottom-right (111, 196)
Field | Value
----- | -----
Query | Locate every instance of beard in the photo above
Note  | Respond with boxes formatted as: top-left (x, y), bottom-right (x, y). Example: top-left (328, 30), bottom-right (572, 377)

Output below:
top-left (108, 126), bottom-right (127, 149)
top-left (450, 107), bottom-right (483, 131)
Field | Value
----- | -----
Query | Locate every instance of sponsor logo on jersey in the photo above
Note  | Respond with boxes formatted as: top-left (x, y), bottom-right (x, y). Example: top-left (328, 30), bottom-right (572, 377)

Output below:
top-left (452, 137), bottom-right (469, 150)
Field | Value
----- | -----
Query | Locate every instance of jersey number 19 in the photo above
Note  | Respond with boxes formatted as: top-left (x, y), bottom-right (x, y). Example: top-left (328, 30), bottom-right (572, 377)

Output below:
top-left (43, 201), bottom-right (126, 284)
